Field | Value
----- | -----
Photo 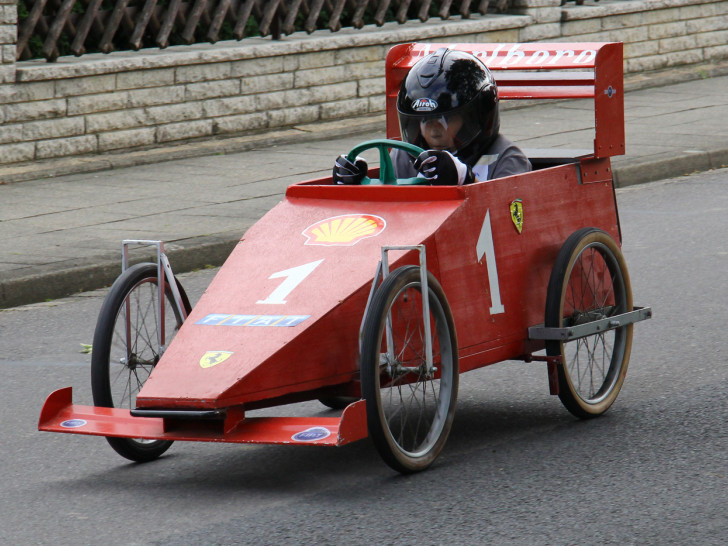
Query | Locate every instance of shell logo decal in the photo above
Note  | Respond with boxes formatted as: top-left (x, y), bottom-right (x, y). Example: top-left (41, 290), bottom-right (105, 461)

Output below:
top-left (302, 214), bottom-right (386, 246)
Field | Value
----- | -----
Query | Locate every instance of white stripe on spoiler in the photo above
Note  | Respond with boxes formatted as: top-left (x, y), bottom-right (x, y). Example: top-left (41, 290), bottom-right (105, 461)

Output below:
top-left (407, 42), bottom-right (603, 69)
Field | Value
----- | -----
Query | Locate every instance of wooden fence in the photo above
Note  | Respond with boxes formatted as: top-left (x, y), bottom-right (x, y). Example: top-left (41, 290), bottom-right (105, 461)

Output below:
top-left (17, 0), bottom-right (509, 62)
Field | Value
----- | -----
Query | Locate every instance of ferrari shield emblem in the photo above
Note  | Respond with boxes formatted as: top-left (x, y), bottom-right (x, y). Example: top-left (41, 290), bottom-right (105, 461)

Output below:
top-left (510, 199), bottom-right (523, 234)
top-left (200, 351), bottom-right (233, 368)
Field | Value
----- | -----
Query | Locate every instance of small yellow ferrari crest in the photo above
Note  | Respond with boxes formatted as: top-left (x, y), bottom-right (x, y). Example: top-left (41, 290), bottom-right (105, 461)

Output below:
top-left (199, 351), bottom-right (233, 368)
top-left (510, 199), bottom-right (524, 234)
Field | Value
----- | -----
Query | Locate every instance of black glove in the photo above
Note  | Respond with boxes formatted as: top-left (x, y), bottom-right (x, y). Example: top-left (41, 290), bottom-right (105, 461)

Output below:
top-left (333, 154), bottom-right (368, 185)
top-left (413, 150), bottom-right (475, 186)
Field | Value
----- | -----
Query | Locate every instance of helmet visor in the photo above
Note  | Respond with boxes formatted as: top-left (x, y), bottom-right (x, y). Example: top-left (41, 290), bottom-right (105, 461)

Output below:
top-left (399, 99), bottom-right (484, 154)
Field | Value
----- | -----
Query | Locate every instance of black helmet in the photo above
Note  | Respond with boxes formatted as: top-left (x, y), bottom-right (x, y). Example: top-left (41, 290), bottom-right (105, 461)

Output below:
top-left (397, 48), bottom-right (500, 165)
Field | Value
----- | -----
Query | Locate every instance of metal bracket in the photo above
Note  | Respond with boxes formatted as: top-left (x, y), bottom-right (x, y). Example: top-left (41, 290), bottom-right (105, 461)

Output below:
top-left (361, 245), bottom-right (434, 375)
top-left (130, 408), bottom-right (225, 420)
top-left (527, 306), bottom-right (652, 341)
top-left (121, 240), bottom-right (188, 356)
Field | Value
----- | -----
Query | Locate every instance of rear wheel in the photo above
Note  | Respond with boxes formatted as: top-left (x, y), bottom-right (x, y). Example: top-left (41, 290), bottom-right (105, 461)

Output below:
top-left (361, 266), bottom-right (458, 473)
top-left (91, 263), bottom-right (190, 462)
top-left (545, 228), bottom-right (633, 418)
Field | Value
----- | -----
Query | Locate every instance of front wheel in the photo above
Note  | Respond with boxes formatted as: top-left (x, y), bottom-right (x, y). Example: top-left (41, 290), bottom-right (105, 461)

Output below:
top-left (91, 263), bottom-right (190, 462)
top-left (361, 266), bottom-right (459, 473)
top-left (545, 228), bottom-right (633, 418)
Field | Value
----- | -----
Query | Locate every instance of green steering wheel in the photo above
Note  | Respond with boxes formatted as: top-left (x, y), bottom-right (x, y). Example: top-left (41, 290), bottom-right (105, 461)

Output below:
top-left (346, 139), bottom-right (427, 186)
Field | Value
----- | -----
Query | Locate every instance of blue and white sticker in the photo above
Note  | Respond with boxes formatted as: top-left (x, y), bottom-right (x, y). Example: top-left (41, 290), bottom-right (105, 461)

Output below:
top-left (60, 419), bottom-right (87, 428)
top-left (412, 98), bottom-right (438, 112)
top-left (291, 426), bottom-right (331, 442)
top-left (196, 314), bottom-right (310, 327)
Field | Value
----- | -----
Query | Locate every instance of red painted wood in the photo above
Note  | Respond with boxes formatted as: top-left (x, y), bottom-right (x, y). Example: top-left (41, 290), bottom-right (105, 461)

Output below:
top-left (435, 164), bottom-right (619, 368)
top-left (137, 193), bottom-right (461, 408)
top-left (38, 388), bottom-right (368, 446)
top-left (134, 158), bottom-right (618, 410)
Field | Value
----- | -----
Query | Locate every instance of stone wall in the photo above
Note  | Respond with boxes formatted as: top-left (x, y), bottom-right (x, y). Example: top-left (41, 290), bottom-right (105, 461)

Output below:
top-left (0, 0), bottom-right (13, 80)
top-left (560, 0), bottom-right (728, 73)
top-left (0, 0), bottom-right (726, 169)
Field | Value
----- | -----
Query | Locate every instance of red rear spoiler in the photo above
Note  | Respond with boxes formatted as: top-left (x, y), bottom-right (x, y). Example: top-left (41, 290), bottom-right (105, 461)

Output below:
top-left (385, 42), bottom-right (624, 159)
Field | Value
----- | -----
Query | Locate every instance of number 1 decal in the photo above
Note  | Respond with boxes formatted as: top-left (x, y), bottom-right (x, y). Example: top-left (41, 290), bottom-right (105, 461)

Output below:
top-left (476, 210), bottom-right (505, 315)
top-left (257, 259), bottom-right (324, 305)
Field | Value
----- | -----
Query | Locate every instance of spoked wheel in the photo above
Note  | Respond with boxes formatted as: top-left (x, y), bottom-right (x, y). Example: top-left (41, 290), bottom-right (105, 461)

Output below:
top-left (545, 228), bottom-right (633, 419)
top-left (91, 263), bottom-right (190, 462)
top-left (361, 265), bottom-right (458, 473)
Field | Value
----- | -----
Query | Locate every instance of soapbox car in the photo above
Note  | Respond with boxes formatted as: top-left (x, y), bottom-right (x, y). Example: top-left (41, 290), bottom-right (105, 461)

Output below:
top-left (39, 41), bottom-right (651, 473)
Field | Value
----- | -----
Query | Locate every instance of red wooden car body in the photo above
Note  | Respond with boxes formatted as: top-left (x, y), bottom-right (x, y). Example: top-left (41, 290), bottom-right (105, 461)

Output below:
top-left (39, 42), bottom-right (649, 471)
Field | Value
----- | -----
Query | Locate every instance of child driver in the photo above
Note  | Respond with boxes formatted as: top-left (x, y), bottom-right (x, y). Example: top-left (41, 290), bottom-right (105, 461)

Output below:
top-left (333, 48), bottom-right (531, 185)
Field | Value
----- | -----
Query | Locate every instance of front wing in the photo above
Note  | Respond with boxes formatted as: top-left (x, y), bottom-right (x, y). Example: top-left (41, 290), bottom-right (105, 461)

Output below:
top-left (38, 388), bottom-right (368, 447)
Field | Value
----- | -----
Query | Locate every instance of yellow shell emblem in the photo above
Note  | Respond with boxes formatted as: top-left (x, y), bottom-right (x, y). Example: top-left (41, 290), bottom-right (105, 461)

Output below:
top-left (199, 351), bottom-right (233, 368)
top-left (302, 214), bottom-right (386, 246)
top-left (510, 199), bottom-right (523, 234)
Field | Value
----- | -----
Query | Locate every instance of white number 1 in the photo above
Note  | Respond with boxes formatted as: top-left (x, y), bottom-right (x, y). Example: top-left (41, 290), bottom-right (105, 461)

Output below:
top-left (476, 210), bottom-right (505, 315)
top-left (256, 259), bottom-right (324, 305)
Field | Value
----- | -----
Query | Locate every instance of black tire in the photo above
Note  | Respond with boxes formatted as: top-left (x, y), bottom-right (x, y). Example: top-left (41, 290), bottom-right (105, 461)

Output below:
top-left (361, 265), bottom-right (458, 473)
top-left (91, 263), bottom-right (190, 462)
top-left (318, 396), bottom-right (358, 410)
top-left (545, 228), bottom-right (633, 419)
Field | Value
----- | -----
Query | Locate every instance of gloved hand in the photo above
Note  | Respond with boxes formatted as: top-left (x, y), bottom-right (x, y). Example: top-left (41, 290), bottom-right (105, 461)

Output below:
top-left (333, 154), bottom-right (368, 185)
top-left (413, 150), bottom-right (475, 186)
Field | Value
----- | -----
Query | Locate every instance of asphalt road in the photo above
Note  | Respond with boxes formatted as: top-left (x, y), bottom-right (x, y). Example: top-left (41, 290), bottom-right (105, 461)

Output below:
top-left (1, 168), bottom-right (726, 545)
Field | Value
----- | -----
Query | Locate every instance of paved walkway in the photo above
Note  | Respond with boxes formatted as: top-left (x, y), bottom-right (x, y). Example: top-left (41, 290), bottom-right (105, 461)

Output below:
top-left (1, 73), bottom-right (727, 308)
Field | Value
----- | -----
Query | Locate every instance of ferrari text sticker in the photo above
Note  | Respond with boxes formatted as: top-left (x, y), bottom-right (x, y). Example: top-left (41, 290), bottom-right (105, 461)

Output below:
top-left (476, 209), bottom-right (505, 315)
top-left (291, 427), bottom-right (332, 442)
top-left (302, 214), bottom-right (386, 246)
top-left (199, 351), bottom-right (234, 368)
top-left (257, 259), bottom-right (324, 305)
top-left (196, 314), bottom-right (310, 327)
